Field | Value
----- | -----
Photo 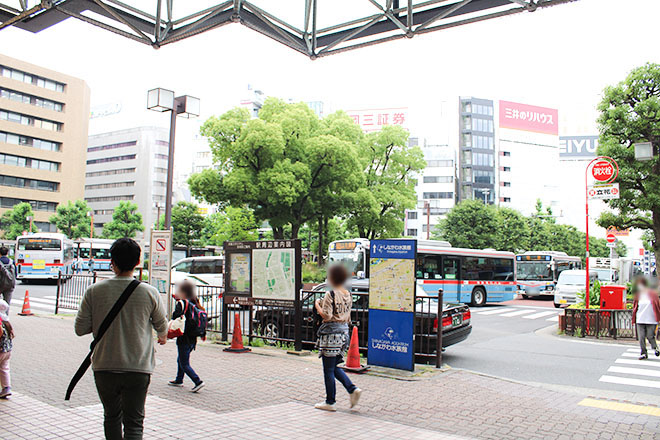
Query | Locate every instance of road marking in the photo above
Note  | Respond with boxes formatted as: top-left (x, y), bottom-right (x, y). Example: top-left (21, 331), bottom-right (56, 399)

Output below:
top-left (627, 348), bottom-right (640, 352)
top-left (608, 366), bottom-right (660, 378)
top-left (500, 309), bottom-right (535, 317)
top-left (578, 398), bottom-right (660, 417)
top-left (546, 315), bottom-right (559, 321)
top-left (475, 308), bottom-right (517, 315)
top-left (615, 358), bottom-right (660, 368)
top-left (10, 299), bottom-right (54, 312)
top-left (599, 375), bottom-right (660, 389)
top-left (522, 311), bottom-right (557, 320)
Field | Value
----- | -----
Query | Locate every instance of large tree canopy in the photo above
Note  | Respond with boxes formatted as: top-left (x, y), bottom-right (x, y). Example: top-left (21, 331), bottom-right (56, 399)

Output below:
top-left (0, 203), bottom-right (37, 239)
top-left (102, 201), bottom-right (144, 239)
top-left (49, 200), bottom-right (91, 239)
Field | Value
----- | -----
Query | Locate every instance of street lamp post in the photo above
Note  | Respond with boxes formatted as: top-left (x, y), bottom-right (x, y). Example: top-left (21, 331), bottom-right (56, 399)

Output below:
top-left (147, 88), bottom-right (200, 229)
top-left (26, 215), bottom-right (33, 234)
top-left (154, 202), bottom-right (162, 229)
top-left (87, 211), bottom-right (94, 272)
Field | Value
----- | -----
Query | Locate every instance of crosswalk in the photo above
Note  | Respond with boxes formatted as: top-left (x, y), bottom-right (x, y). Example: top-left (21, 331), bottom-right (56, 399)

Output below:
top-left (473, 307), bottom-right (560, 321)
top-left (10, 295), bottom-right (56, 314)
top-left (600, 348), bottom-right (660, 391)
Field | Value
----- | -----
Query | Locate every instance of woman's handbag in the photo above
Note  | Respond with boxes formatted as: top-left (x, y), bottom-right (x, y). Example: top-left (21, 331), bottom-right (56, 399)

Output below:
top-left (167, 300), bottom-right (187, 339)
top-left (313, 291), bottom-right (336, 334)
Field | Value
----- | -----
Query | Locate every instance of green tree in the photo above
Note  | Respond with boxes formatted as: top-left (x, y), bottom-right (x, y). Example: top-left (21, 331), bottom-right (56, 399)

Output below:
top-left (595, 63), bottom-right (660, 265)
top-left (346, 125), bottom-right (426, 239)
top-left (496, 207), bottom-right (530, 252)
top-left (168, 202), bottom-right (206, 256)
top-left (0, 202), bottom-right (37, 239)
top-left (432, 200), bottom-right (499, 249)
top-left (48, 200), bottom-right (91, 239)
top-left (613, 240), bottom-right (628, 258)
top-left (204, 207), bottom-right (259, 246)
top-left (102, 201), bottom-right (144, 239)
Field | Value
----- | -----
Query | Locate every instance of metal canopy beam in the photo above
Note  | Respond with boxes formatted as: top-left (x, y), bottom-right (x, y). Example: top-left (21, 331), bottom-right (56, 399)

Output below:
top-left (0, 0), bottom-right (577, 57)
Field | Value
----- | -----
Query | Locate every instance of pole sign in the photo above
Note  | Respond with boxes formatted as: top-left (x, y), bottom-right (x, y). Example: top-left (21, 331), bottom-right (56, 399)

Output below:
top-left (592, 160), bottom-right (615, 182)
top-left (367, 239), bottom-right (417, 371)
top-left (587, 183), bottom-right (620, 200)
top-left (148, 229), bottom-right (173, 314)
top-left (606, 233), bottom-right (617, 244)
top-left (607, 226), bottom-right (630, 237)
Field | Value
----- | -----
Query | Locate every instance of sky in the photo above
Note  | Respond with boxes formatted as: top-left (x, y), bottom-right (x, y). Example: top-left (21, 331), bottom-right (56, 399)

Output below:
top-left (1, 0), bottom-right (658, 250)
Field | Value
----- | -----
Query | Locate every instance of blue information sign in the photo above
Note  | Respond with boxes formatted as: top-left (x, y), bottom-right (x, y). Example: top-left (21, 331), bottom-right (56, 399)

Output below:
top-left (367, 309), bottom-right (414, 371)
top-left (370, 239), bottom-right (416, 259)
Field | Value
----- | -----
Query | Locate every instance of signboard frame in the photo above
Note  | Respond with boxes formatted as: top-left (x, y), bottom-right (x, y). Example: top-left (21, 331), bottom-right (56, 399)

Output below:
top-left (148, 228), bottom-right (173, 314)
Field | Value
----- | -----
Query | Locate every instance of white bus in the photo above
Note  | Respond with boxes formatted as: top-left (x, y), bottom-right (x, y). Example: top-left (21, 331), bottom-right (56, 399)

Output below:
top-left (76, 238), bottom-right (114, 272)
top-left (15, 233), bottom-right (75, 282)
top-left (516, 251), bottom-right (582, 297)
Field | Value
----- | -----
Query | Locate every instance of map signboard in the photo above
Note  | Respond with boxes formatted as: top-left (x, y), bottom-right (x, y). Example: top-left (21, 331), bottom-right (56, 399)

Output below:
top-left (367, 239), bottom-right (417, 371)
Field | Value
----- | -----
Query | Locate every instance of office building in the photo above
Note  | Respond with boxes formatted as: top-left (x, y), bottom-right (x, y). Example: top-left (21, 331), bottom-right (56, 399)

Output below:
top-left (85, 127), bottom-right (169, 236)
top-left (0, 54), bottom-right (90, 232)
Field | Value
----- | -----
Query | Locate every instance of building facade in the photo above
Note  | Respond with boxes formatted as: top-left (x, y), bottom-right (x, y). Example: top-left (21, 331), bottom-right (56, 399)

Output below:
top-left (85, 127), bottom-right (169, 237)
top-left (0, 54), bottom-right (90, 232)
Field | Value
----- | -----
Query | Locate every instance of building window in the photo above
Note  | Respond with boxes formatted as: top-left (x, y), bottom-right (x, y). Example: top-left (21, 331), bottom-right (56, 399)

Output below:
top-left (407, 211), bottom-right (418, 220)
top-left (474, 170), bottom-right (494, 184)
top-left (0, 197), bottom-right (57, 211)
top-left (0, 131), bottom-right (60, 152)
top-left (86, 154), bottom-right (136, 165)
top-left (423, 208), bottom-right (449, 215)
top-left (461, 102), bottom-right (472, 113)
top-left (0, 153), bottom-right (60, 171)
top-left (502, 182), bottom-right (511, 187)
top-left (462, 133), bottom-right (471, 147)
top-left (154, 167), bottom-right (168, 174)
top-left (472, 135), bottom-right (494, 150)
top-left (406, 228), bottom-right (418, 237)
top-left (93, 209), bottom-right (115, 215)
top-left (87, 141), bottom-right (137, 153)
top-left (86, 168), bottom-right (136, 178)
top-left (1, 65), bottom-right (65, 92)
top-left (155, 140), bottom-right (170, 146)
top-left (153, 195), bottom-right (165, 202)
top-left (502, 151), bottom-right (511, 157)
top-left (502, 166), bottom-right (511, 172)
top-left (0, 175), bottom-right (59, 191)
top-left (462, 116), bottom-right (472, 130)
top-left (423, 176), bottom-right (453, 183)
top-left (501, 197), bottom-right (511, 203)
top-left (85, 181), bottom-right (135, 190)
top-left (462, 167), bottom-right (472, 182)
top-left (0, 110), bottom-right (62, 131)
top-left (423, 192), bottom-right (453, 199)
top-left (472, 118), bottom-right (494, 133)
top-left (34, 221), bottom-right (57, 232)
top-left (426, 160), bottom-right (454, 167)
top-left (154, 153), bottom-right (169, 160)
top-left (473, 189), bottom-right (493, 204)
top-left (153, 181), bottom-right (167, 187)
top-left (0, 87), bottom-right (64, 112)
top-left (472, 153), bottom-right (494, 167)
top-left (85, 195), bottom-right (134, 203)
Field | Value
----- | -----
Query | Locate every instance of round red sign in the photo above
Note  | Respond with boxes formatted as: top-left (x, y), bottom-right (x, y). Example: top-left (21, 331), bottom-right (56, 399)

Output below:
top-left (606, 233), bottom-right (617, 243)
top-left (592, 161), bottom-right (614, 182)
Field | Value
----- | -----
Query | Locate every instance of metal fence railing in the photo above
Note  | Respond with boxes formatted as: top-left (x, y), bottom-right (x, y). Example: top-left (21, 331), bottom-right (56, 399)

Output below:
top-left (563, 308), bottom-right (635, 339)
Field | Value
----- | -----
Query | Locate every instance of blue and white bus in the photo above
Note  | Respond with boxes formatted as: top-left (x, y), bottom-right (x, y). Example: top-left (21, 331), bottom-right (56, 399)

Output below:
top-left (516, 251), bottom-right (582, 298)
top-left (76, 238), bottom-right (113, 272)
top-left (15, 233), bottom-right (75, 281)
top-left (328, 238), bottom-right (516, 306)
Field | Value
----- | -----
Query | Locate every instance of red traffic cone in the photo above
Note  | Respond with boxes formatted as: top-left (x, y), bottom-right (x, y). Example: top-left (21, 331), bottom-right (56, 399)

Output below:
top-left (341, 326), bottom-right (368, 373)
top-left (18, 290), bottom-right (34, 316)
top-left (223, 313), bottom-right (251, 353)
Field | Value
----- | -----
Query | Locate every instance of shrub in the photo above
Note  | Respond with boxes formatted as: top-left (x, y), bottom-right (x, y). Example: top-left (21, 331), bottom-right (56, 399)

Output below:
top-left (302, 262), bottom-right (326, 283)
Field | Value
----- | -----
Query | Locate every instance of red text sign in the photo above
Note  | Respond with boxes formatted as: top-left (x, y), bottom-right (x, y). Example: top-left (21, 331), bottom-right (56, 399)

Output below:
top-left (499, 100), bottom-right (558, 135)
top-left (346, 108), bottom-right (408, 133)
top-left (592, 161), bottom-right (614, 182)
top-left (606, 234), bottom-right (617, 243)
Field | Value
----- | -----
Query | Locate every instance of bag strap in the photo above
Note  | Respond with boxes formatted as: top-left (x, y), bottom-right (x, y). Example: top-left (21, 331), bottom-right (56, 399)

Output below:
top-left (330, 291), bottom-right (336, 317)
top-left (65, 279), bottom-right (141, 401)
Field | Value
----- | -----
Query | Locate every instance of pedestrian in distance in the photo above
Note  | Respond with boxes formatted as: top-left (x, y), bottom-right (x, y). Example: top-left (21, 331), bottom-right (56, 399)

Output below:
top-left (0, 246), bottom-right (16, 309)
top-left (0, 299), bottom-right (13, 399)
top-left (168, 280), bottom-right (205, 393)
top-left (314, 264), bottom-right (362, 411)
top-left (74, 238), bottom-right (168, 440)
top-left (631, 276), bottom-right (660, 360)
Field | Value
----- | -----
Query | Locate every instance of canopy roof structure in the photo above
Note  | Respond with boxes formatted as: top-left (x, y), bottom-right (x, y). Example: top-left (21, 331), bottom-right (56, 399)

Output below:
top-left (1, 0), bottom-right (575, 58)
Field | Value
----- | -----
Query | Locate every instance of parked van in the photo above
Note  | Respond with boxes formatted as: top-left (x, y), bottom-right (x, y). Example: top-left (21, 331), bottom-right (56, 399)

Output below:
top-left (553, 270), bottom-right (597, 308)
top-left (171, 256), bottom-right (224, 286)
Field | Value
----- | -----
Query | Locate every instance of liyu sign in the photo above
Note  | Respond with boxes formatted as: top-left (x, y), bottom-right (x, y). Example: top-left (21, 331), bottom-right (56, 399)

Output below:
top-left (499, 100), bottom-right (558, 135)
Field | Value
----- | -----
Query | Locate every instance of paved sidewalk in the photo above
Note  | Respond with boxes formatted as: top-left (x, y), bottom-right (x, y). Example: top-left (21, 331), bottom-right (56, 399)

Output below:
top-left (2, 313), bottom-right (660, 439)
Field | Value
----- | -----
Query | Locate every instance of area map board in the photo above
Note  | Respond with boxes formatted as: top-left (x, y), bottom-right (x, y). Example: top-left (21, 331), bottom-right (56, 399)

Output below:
top-left (223, 239), bottom-right (301, 307)
top-left (368, 239), bottom-right (417, 371)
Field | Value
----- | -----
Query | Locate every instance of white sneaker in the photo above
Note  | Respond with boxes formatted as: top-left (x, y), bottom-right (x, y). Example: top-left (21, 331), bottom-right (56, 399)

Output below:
top-left (314, 402), bottom-right (337, 412)
top-left (191, 382), bottom-right (205, 393)
top-left (349, 388), bottom-right (362, 408)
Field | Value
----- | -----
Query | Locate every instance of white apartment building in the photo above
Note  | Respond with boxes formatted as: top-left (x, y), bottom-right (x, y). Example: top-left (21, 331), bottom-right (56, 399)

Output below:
top-left (85, 127), bottom-right (170, 237)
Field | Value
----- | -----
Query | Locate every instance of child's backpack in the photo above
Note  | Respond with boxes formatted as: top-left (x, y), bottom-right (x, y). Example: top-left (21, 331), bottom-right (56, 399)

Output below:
top-left (187, 301), bottom-right (208, 339)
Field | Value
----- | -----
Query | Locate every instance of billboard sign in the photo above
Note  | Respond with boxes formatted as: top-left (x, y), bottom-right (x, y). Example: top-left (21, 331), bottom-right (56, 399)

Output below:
top-left (559, 136), bottom-right (599, 158)
top-left (607, 226), bottom-right (630, 237)
top-left (499, 100), bottom-right (558, 135)
top-left (588, 183), bottom-right (620, 200)
top-left (149, 229), bottom-right (173, 313)
top-left (346, 107), bottom-right (408, 133)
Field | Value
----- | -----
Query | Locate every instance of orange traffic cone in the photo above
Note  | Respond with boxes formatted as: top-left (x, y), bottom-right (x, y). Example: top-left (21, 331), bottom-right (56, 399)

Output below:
top-left (223, 313), bottom-right (251, 353)
top-left (341, 326), bottom-right (368, 373)
top-left (18, 290), bottom-right (34, 316)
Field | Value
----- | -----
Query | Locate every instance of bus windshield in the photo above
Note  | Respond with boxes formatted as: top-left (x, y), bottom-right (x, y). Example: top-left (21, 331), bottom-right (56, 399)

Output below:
top-left (328, 251), bottom-right (365, 276)
top-left (17, 238), bottom-right (61, 251)
top-left (516, 261), bottom-right (553, 281)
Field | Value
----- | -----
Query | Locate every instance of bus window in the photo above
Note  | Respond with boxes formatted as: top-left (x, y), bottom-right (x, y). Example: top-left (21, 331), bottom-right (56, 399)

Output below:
top-left (442, 256), bottom-right (460, 280)
top-left (416, 254), bottom-right (441, 279)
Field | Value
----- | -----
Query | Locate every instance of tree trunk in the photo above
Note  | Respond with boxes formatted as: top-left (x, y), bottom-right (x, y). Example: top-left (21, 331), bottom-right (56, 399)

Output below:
top-left (653, 212), bottom-right (660, 277)
top-left (317, 216), bottom-right (324, 268)
top-left (291, 223), bottom-right (300, 239)
top-left (272, 226), bottom-right (284, 239)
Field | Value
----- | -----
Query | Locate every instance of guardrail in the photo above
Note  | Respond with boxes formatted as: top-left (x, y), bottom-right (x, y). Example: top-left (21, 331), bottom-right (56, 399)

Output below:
top-left (562, 308), bottom-right (634, 339)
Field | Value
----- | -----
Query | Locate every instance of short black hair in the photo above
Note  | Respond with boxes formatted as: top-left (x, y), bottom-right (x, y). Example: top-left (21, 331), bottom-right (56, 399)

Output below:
top-left (0, 246), bottom-right (8, 256)
top-left (328, 264), bottom-right (349, 287)
top-left (110, 238), bottom-right (141, 272)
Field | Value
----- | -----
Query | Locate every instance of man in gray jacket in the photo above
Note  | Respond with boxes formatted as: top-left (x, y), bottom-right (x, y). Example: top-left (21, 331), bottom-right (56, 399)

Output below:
top-left (75, 238), bottom-right (168, 440)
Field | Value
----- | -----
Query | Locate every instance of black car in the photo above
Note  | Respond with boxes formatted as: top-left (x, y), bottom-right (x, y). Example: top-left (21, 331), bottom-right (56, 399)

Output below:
top-left (252, 278), bottom-right (472, 361)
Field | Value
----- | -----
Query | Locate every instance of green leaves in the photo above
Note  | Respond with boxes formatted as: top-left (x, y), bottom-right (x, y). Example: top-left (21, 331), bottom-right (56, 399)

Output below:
top-left (48, 200), bottom-right (91, 240)
top-left (169, 202), bottom-right (206, 253)
top-left (0, 203), bottom-right (37, 240)
top-left (102, 201), bottom-right (144, 239)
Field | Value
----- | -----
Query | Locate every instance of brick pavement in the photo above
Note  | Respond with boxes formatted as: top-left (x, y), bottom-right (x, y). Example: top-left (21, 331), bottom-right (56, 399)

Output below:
top-left (3, 313), bottom-right (660, 439)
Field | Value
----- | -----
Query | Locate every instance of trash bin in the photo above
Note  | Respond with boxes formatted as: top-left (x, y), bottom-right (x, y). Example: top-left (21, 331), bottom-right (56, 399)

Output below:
top-left (600, 285), bottom-right (626, 310)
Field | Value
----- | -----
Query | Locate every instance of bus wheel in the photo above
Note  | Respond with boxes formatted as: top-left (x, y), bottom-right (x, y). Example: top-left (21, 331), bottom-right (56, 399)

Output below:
top-left (471, 287), bottom-right (487, 307)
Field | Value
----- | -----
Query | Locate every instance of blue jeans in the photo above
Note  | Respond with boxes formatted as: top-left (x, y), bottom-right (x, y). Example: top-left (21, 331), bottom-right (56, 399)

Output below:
top-left (176, 343), bottom-right (201, 385)
top-left (322, 355), bottom-right (356, 404)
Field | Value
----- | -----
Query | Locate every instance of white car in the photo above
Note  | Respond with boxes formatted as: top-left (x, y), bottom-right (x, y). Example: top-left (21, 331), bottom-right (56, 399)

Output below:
top-left (553, 270), bottom-right (597, 308)
top-left (171, 256), bottom-right (224, 286)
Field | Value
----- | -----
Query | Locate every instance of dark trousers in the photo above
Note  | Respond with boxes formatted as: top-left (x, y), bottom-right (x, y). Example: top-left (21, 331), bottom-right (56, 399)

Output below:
top-left (94, 371), bottom-right (151, 440)
top-left (637, 323), bottom-right (659, 355)
top-left (322, 355), bottom-right (356, 405)
top-left (176, 342), bottom-right (201, 385)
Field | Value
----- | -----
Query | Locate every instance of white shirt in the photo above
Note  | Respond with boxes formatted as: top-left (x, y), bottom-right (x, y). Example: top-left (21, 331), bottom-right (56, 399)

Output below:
top-left (637, 291), bottom-right (659, 325)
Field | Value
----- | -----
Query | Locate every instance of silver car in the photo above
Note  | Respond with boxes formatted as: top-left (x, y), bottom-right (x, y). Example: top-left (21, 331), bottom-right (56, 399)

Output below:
top-left (553, 270), bottom-right (597, 308)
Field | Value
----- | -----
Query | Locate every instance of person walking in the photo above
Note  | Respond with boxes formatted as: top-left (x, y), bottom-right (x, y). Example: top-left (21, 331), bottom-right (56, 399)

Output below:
top-left (0, 246), bottom-right (16, 309)
top-left (168, 280), bottom-right (205, 392)
top-left (632, 276), bottom-right (660, 360)
top-left (0, 299), bottom-right (13, 399)
top-left (314, 264), bottom-right (361, 411)
top-left (74, 238), bottom-right (168, 440)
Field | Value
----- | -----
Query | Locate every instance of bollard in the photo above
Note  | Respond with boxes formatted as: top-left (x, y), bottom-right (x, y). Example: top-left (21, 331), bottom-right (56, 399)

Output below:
top-left (436, 288), bottom-right (444, 369)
